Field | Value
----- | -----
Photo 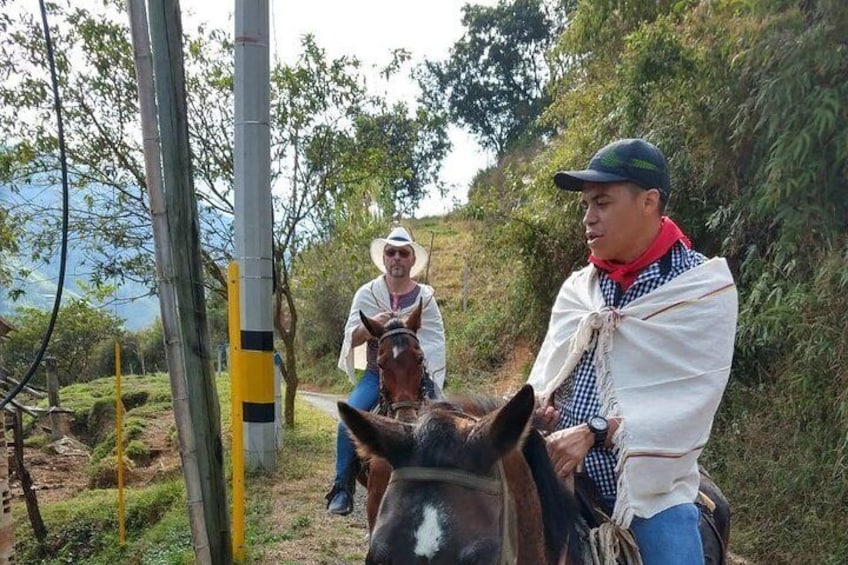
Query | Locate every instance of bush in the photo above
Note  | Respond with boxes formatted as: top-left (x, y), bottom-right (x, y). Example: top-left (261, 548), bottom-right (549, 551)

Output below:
top-left (125, 440), bottom-right (151, 466)
top-left (88, 454), bottom-right (134, 488)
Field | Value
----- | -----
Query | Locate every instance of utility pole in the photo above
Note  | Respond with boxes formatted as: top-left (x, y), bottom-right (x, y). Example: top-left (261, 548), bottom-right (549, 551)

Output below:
top-left (234, 0), bottom-right (276, 472)
top-left (146, 0), bottom-right (231, 562)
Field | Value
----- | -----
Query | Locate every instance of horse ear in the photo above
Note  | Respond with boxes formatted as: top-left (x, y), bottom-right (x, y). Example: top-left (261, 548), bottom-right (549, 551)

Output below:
top-left (360, 310), bottom-right (385, 338)
top-left (469, 385), bottom-right (535, 465)
top-left (338, 401), bottom-right (412, 464)
top-left (404, 298), bottom-right (423, 332)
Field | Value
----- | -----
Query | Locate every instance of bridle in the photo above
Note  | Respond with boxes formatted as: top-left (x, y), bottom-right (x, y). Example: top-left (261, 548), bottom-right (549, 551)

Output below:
top-left (388, 462), bottom-right (518, 565)
top-left (386, 408), bottom-right (519, 565)
top-left (377, 327), bottom-right (426, 415)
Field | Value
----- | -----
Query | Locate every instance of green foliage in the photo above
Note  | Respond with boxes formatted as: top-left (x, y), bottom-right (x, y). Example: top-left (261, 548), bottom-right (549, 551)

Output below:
top-left (13, 480), bottom-right (187, 564)
top-left (125, 439), bottom-right (151, 465)
top-left (136, 319), bottom-right (168, 374)
top-left (0, 298), bottom-right (123, 386)
top-left (294, 218), bottom-right (383, 365)
top-left (88, 454), bottom-right (133, 488)
top-left (22, 433), bottom-right (49, 449)
top-left (417, 0), bottom-right (557, 156)
top-left (0, 204), bottom-right (23, 292)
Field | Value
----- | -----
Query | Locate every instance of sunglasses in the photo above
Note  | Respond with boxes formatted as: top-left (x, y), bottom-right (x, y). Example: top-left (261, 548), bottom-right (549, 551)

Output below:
top-left (384, 248), bottom-right (412, 258)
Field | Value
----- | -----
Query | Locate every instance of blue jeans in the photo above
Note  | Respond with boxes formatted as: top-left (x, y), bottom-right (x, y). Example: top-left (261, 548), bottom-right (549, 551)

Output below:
top-left (600, 496), bottom-right (703, 564)
top-left (630, 502), bottom-right (704, 565)
top-left (333, 370), bottom-right (380, 484)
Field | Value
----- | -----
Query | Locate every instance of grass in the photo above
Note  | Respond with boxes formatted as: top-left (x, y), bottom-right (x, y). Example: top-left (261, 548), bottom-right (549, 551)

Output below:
top-left (13, 372), bottom-right (363, 564)
top-left (707, 379), bottom-right (848, 564)
top-left (14, 480), bottom-right (189, 564)
top-left (242, 395), bottom-right (368, 564)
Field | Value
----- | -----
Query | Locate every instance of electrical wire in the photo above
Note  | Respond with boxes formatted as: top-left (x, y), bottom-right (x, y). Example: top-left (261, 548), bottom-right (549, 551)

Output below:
top-left (0, 0), bottom-right (70, 409)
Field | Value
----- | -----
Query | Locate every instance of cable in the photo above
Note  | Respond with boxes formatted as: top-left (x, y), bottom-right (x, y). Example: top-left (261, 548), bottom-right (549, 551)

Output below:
top-left (0, 0), bottom-right (70, 409)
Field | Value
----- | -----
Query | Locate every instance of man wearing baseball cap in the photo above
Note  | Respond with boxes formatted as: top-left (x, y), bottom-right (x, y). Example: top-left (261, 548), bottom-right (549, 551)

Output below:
top-left (527, 139), bottom-right (738, 563)
top-left (325, 225), bottom-right (446, 515)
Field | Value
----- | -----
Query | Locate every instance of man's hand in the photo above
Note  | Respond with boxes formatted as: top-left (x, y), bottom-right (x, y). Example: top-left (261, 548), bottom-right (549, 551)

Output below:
top-left (533, 401), bottom-right (559, 432)
top-left (352, 311), bottom-right (395, 347)
top-left (372, 311), bottom-right (394, 325)
top-left (545, 424), bottom-right (593, 479)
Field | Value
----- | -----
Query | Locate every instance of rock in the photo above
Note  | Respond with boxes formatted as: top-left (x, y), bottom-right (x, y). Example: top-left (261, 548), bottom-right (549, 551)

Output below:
top-left (46, 436), bottom-right (91, 457)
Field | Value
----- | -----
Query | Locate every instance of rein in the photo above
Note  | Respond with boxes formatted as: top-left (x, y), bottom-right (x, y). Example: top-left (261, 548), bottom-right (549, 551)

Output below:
top-left (389, 462), bottom-right (519, 565)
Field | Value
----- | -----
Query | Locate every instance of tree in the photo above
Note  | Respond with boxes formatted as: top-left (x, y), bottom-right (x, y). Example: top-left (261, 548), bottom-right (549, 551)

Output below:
top-left (0, 4), bottom-right (448, 425)
top-left (417, 0), bottom-right (558, 157)
top-left (1, 297), bottom-right (123, 385)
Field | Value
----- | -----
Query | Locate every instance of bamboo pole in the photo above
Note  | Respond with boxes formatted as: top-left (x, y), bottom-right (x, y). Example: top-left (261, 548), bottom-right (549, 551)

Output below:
top-left (125, 1), bottom-right (213, 562)
top-left (146, 0), bottom-right (231, 561)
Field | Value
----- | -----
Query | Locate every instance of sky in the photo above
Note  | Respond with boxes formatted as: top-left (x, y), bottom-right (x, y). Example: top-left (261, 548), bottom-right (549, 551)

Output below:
top-left (179, 0), bottom-right (497, 217)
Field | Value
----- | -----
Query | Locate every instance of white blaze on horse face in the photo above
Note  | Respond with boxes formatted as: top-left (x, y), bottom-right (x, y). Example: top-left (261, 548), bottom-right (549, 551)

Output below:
top-left (413, 504), bottom-right (443, 559)
top-left (392, 345), bottom-right (402, 359)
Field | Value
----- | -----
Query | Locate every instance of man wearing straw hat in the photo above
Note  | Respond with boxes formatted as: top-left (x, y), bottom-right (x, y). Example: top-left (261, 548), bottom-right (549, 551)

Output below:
top-left (325, 225), bottom-right (446, 515)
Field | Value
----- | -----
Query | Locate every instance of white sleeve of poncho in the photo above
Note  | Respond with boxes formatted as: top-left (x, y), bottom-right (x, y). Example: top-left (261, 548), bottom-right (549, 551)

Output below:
top-left (526, 266), bottom-right (601, 401)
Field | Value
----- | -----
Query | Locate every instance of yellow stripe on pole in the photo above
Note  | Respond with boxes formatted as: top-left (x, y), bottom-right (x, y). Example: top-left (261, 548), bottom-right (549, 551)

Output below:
top-left (115, 341), bottom-right (125, 545)
top-left (228, 261), bottom-right (245, 561)
top-left (240, 351), bottom-right (275, 404)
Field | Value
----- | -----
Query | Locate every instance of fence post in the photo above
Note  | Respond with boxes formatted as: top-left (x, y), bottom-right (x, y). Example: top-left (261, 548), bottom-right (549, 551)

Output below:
top-left (44, 357), bottom-right (62, 440)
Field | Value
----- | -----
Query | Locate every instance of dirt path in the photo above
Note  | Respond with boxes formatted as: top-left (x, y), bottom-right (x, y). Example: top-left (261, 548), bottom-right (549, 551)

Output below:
top-left (250, 391), bottom-right (370, 564)
top-left (297, 390), bottom-right (369, 518)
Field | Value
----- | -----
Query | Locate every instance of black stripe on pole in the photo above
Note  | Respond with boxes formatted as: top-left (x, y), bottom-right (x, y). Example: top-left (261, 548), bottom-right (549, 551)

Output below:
top-left (241, 330), bottom-right (273, 351)
top-left (243, 402), bottom-right (275, 423)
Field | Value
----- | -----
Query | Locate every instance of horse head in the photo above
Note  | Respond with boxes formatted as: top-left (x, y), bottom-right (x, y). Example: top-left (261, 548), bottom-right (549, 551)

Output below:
top-left (338, 385), bottom-right (546, 564)
top-left (359, 299), bottom-right (425, 422)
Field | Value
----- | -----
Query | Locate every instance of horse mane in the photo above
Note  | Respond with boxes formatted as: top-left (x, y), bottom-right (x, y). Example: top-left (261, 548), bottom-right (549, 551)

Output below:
top-left (522, 429), bottom-right (586, 564)
top-left (433, 395), bottom-right (587, 564)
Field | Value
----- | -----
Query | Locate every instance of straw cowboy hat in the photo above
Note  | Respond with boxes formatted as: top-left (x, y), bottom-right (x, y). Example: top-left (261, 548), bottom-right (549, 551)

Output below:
top-left (370, 226), bottom-right (428, 279)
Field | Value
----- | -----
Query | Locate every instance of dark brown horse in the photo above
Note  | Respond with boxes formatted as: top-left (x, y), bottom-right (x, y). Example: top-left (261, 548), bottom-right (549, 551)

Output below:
top-left (356, 300), bottom-right (431, 532)
top-left (341, 382), bottom-right (732, 564)
top-left (339, 385), bottom-right (588, 564)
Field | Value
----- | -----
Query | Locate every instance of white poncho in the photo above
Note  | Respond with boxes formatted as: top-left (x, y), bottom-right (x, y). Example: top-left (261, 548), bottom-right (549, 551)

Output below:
top-left (337, 276), bottom-right (447, 390)
top-left (527, 258), bottom-right (737, 527)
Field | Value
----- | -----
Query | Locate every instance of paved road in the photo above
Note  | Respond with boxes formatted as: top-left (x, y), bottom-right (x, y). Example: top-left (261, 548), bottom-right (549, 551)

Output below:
top-left (298, 390), bottom-right (344, 420)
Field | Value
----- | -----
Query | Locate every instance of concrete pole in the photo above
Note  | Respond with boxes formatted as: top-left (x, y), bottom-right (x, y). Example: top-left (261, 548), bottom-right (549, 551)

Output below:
top-left (234, 0), bottom-right (276, 472)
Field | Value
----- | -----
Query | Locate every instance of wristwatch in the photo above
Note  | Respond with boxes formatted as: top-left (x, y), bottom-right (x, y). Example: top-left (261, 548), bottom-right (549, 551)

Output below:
top-left (587, 415), bottom-right (609, 449)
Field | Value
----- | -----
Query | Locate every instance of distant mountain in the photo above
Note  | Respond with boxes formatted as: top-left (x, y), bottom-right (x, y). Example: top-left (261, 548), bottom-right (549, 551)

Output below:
top-left (2, 185), bottom-right (160, 330)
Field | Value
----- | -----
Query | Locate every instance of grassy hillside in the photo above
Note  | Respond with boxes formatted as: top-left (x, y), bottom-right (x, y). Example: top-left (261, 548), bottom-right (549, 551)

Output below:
top-left (12, 375), bottom-right (371, 564)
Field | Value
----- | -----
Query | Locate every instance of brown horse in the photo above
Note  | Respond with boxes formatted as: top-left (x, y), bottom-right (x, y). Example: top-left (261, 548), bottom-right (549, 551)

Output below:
top-left (339, 385), bottom-right (588, 564)
top-left (356, 300), bottom-right (431, 532)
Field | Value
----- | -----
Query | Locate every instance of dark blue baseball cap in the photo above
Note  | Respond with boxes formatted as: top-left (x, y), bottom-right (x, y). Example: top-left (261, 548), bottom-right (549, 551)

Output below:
top-left (553, 138), bottom-right (670, 201)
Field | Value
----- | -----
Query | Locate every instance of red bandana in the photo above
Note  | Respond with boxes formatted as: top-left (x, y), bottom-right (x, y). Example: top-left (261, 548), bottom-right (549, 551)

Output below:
top-left (588, 216), bottom-right (691, 291)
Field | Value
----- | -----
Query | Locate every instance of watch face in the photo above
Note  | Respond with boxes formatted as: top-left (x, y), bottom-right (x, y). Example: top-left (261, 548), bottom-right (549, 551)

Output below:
top-left (589, 416), bottom-right (608, 433)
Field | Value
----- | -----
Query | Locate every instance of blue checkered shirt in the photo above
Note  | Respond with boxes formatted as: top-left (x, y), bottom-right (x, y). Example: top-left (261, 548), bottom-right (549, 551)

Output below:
top-left (553, 242), bottom-right (707, 498)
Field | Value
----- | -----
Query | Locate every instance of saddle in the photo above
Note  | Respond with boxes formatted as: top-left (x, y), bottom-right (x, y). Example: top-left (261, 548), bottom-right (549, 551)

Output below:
top-left (573, 466), bottom-right (730, 565)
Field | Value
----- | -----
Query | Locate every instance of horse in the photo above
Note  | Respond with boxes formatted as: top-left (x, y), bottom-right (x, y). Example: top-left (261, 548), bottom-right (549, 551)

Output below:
top-left (355, 299), bottom-right (431, 532)
top-left (338, 384), bottom-right (589, 564)
top-left (341, 382), bottom-right (732, 564)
